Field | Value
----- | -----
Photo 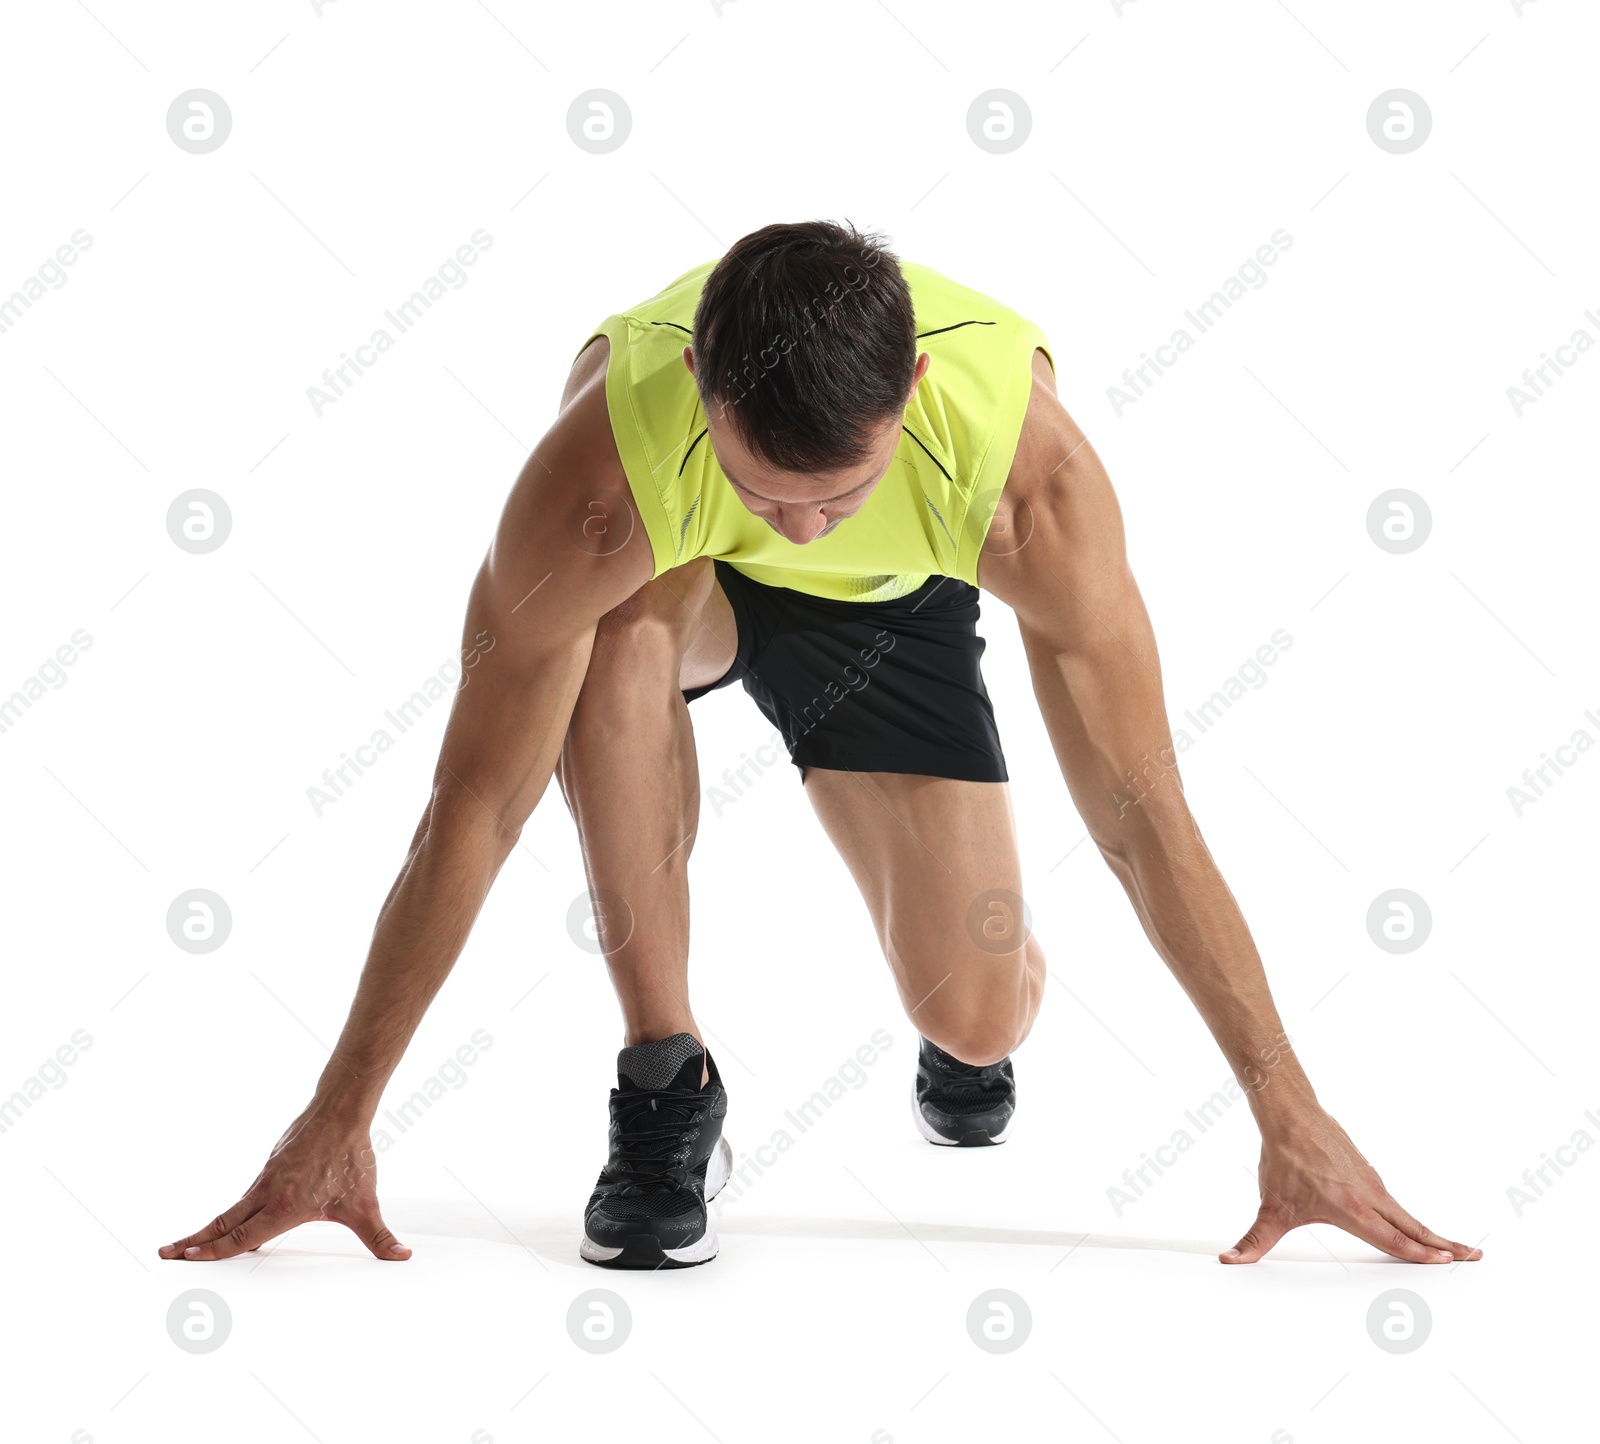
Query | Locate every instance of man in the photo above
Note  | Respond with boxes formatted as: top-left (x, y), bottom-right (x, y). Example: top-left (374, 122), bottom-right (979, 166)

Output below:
top-left (160, 221), bottom-right (1480, 1272)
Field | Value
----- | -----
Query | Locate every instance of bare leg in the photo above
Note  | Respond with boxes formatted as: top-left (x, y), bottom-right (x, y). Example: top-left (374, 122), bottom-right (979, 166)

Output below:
top-left (555, 556), bottom-right (737, 1054)
top-left (801, 769), bottom-right (1046, 1065)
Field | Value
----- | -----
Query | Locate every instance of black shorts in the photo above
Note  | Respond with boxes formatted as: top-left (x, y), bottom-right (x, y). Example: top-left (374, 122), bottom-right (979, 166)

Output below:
top-left (682, 559), bottom-right (1008, 783)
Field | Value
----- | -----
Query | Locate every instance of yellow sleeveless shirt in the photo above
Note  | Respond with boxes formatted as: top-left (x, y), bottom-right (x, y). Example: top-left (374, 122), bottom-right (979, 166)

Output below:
top-left (578, 258), bottom-right (1053, 603)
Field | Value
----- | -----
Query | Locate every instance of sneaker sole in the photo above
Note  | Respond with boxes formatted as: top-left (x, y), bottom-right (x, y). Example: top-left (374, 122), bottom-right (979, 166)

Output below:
top-left (580, 1134), bottom-right (732, 1269)
top-left (910, 1078), bottom-right (1012, 1147)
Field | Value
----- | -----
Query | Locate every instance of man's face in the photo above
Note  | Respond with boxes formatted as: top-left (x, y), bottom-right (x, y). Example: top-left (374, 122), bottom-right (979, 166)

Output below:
top-left (683, 347), bottom-right (929, 546)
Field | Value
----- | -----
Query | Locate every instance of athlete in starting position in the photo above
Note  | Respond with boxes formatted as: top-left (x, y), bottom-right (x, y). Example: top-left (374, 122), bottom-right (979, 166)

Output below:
top-left (160, 221), bottom-right (1480, 1271)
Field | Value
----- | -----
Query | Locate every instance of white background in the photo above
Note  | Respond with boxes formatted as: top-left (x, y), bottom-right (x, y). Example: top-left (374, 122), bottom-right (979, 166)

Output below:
top-left (2, 1), bottom-right (1595, 1440)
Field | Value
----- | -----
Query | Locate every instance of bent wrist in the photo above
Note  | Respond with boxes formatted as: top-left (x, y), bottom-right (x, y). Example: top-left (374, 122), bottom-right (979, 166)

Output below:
top-left (307, 1073), bottom-right (386, 1128)
top-left (1249, 1073), bottom-right (1323, 1138)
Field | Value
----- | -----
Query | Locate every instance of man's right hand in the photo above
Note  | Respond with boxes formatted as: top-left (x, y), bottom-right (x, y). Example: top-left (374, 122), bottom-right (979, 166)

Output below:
top-left (158, 1108), bottom-right (411, 1262)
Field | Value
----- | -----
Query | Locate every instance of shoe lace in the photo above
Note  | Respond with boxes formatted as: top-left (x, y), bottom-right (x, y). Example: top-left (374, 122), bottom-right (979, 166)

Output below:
top-left (609, 1086), bottom-right (708, 1195)
top-left (930, 1058), bottom-right (1009, 1100)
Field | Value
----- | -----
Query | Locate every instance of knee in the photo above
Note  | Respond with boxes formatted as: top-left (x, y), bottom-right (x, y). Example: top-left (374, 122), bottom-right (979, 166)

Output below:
top-left (914, 940), bottom-right (1046, 1066)
top-left (917, 996), bottom-right (1034, 1068)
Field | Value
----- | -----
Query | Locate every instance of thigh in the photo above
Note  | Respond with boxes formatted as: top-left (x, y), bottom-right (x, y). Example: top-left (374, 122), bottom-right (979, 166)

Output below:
top-left (802, 768), bottom-right (1040, 1019)
top-left (678, 564), bottom-right (739, 692)
top-left (591, 554), bottom-right (740, 693)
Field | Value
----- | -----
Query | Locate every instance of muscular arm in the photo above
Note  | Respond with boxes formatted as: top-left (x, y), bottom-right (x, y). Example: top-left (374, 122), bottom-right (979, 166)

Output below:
top-left (161, 340), bottom-right (652, 1261)
top-left (980, 353), bottom-right (1480, 1266)
top-left (315, 355), bottom-right (648, 1102)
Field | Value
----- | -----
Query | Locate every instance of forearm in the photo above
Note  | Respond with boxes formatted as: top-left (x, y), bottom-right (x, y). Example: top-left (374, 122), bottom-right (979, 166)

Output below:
top-left (308, 801), bottom-right (522, 1118)
top-left (307, 625), bottom-right (595, 1122)
top-left (1018, 624), bottom-right (1316, 1131)
top-left (1097, 788), bottom-right (1316, 1131)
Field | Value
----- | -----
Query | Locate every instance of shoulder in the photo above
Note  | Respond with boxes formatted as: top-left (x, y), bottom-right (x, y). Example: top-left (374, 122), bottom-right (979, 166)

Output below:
top-left (899, 258), bottom-right (1023, 323)
top-left (977, 350), bottom-right (1136, 613)
top-left (557, 335), bottom-right (630, 494)
top-left (982, 349), bottom-right (1077, 553)
top-left (476, 334), bottom-right (652, 621)
top-left (1014, 345), bottom-right (1072, 463)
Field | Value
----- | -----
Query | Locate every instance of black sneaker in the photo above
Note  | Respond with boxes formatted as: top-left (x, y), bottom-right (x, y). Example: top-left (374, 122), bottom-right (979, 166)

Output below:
top-left (912, 1035), bottom-right (1016, 1146)
top-left (581, 1032), bottom-right (732, 1269)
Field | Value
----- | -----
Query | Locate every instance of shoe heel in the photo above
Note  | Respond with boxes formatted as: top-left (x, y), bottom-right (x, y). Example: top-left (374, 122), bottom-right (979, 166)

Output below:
top-left (705, 1134), bottom-right (734, 1201)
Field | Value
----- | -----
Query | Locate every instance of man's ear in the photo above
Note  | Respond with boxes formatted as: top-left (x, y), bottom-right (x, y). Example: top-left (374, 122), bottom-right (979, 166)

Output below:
top-left (682, 345), bottom-right (695, 376)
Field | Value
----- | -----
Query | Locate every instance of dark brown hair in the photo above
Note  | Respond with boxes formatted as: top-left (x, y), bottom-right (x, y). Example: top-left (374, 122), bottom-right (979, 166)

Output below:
top-left (690, 220), bottom-right (915, 473)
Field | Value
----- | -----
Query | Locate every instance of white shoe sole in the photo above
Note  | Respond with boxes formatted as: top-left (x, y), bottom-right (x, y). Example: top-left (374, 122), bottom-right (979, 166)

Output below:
top-left (910, 1078), bottom-right (1012, 1146)
top-left (580, 1134), bottom-right (732, 1265)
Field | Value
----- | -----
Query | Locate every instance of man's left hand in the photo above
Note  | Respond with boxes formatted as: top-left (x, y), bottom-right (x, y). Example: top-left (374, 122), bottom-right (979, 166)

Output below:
top-left (1223, 1107), bottom-right (1483, 1265)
